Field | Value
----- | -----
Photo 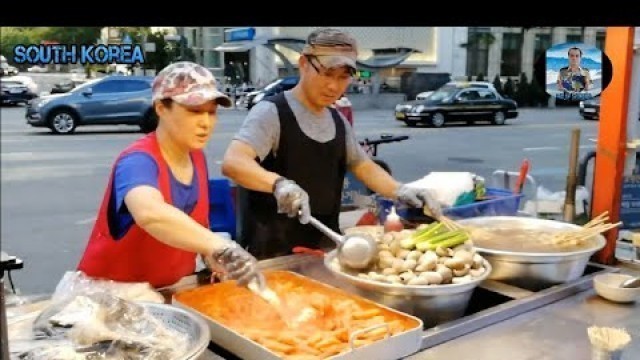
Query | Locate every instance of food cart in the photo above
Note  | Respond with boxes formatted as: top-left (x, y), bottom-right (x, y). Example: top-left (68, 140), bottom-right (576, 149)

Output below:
top-left (3, 27), bottom-right (640, 360)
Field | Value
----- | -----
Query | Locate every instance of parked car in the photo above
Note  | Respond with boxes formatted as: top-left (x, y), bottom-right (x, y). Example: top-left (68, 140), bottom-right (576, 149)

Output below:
top-left (244, 76), bottom-right (299, 109)
top-left (1, 63), bottom-right (19, 76)
top-left (394, 82), bottom-right (518, 127)
top-left (26, 75), bottom-right (157, 134)
top-left (579, 97), bottom-right (640, 121)
top-left (1, 79), bottom-right (38, 105)
top-left (3, 75), bottom-right (38, 93)
top-left (50, 78), bottom-right (87, 94)
top-left (27, 65), bottom-right (48, 73)
top-left (415, 81), bottom-right (495, 100)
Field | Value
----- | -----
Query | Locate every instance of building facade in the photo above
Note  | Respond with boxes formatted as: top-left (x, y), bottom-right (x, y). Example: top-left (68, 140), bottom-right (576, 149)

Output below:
top-left (177, 27), bottom-right (469, 89)
top-left (466, 27), bottom-right (607, 81)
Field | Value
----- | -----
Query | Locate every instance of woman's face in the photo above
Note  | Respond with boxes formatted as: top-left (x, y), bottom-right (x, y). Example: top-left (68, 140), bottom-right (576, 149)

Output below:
top-left (299, 55), bottom-right (353, 108)
top-left (155, 100), bottom-right (218, 150)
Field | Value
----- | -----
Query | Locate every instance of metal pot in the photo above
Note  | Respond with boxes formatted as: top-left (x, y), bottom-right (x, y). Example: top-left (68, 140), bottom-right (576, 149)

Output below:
top-left (457, 216), bottom-right (606, 291)
top-left (324, 250), bottom-right (492, 328)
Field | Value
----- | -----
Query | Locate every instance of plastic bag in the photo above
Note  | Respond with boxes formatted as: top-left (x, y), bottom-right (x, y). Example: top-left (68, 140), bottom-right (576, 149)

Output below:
top-left (51, 271), bottom-right (164, 305)
top-left (522, 185), bottom-right (590, 217)
top-left (406, 172), bottom-right (483, 208)
top-left (28, 292), bottom-right (188, 359)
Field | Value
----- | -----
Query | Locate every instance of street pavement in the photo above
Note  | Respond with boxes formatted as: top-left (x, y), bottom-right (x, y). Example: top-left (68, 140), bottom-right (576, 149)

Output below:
top-left (1, 102), bottom-right (599, 294)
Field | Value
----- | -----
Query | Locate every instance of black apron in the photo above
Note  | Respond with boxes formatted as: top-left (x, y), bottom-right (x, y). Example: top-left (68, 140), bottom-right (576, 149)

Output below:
top-left (237, 92), bottom-right (347, 259)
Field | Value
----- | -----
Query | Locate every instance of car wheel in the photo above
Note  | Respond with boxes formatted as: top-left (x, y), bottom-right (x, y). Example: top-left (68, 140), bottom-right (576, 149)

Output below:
top-left (492, 111), bottom-right (506, 125)
top-left (140, 110), bottom-right (158, 133)
top-left (431, 112), bottom-right (446, 127)
top-left (404, 120), bottom-right (418, 127)
top-left (49, 109), bottom-right (78, 134)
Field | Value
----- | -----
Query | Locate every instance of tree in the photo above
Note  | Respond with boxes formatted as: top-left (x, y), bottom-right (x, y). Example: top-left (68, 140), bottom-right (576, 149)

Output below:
top-left (145, 30), bottom-right (172, 72)
top-left (1, 27), bottom-right (49, 68)
top-left (515, 72), bottom-right (530, 106)
top-left (42, 27), bottom-right (102, 45)
top-left (492, 74), bottom-right (504, 96)
top-left (529, 76), bottom-right (548, 107)
top-left (503, 78), bottom-right (516, 100)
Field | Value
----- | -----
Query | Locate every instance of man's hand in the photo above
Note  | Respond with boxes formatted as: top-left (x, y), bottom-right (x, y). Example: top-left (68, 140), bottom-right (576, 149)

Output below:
top-left (273, 178), bottom-right (311, 224)
top-left (395, 184), bottom-right (442, 218)
top-left (211, 244), bottom-right (262, 287)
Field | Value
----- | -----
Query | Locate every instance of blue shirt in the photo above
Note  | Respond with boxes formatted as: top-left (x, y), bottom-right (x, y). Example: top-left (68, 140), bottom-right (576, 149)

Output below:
top-left (111, 152), bottom-right (199, 239)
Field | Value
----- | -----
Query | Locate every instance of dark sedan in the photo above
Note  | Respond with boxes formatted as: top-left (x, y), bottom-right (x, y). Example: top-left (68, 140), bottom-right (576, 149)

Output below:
top-left (50, 79), bottom-right (86, 94)
top-left (580, 97), bottom-right (640, 121)
top-left (1, 79), bottom-right (37, 105)
top-left (394, 84), bottom-right (518, 127)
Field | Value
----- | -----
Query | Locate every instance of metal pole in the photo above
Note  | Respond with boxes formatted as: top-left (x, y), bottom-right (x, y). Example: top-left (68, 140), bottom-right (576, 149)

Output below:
top-left (1, 276), bottom-right (10, 359)
top-left (592, 27), bottom-right (635, 265)
top-left (563, 128), bottom-right (581, 223)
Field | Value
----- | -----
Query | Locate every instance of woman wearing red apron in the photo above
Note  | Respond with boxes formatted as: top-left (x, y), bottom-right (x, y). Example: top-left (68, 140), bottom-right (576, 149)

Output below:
top-left (77, 62), bottom-right (261, 289)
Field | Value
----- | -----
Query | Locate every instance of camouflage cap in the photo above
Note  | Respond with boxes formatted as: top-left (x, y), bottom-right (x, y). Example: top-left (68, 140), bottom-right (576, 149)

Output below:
top-left (302, 28), bottom-right (358, 72)
top-left (152, 61), bottom-right (232, 108)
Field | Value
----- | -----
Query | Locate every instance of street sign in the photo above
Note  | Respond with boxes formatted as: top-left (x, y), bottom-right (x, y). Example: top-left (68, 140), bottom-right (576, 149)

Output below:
top-left (122, 34), bottom-right (132, 44)
top-left (224, 27), bottom-right (256, 42)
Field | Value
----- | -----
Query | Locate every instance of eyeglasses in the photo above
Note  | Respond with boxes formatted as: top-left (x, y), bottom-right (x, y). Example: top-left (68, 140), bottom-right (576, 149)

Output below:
top-left (304, 55), bottom-right (354, 80)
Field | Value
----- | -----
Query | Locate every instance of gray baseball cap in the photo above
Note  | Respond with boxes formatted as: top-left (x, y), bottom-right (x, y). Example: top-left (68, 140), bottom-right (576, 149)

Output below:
top-left (301, 28), bottom-right (358, 72)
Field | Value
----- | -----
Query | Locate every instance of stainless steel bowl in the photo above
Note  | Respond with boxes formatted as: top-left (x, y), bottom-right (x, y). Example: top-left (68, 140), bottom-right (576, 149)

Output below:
top-left (324, 250), bottom-right (492, 328)
top-left (457, 216), bottom-right (606, 291)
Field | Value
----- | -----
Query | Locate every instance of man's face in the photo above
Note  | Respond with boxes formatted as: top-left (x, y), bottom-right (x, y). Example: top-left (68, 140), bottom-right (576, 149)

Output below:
top-left (568, 49), bottom-right (582, 67)
top-left (300, 55), bottom-right (353, 107)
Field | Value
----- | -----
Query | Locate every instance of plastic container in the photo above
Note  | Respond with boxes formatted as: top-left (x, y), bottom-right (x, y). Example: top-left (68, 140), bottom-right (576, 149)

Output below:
top-left (377, 187), bottom-right (524, 223)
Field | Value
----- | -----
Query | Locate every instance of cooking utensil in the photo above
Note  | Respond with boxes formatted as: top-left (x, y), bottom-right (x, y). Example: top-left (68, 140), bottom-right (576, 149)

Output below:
top-left (173, 271), bottom-right (423, 360)
top-left (305, 214), bottom-right (377, 269)
top-left (620, 277), bottom-right (640, 288)
top-left (514, 159), bottom-right (530, 194)
top-left (564, 128), bottom-right (581, 222)
top-left (458, 216), bottom-right (606, 291)
top-left (247, 278), bottom-right (281, 307)
top-left (325, 252), bottom-right (492, 328)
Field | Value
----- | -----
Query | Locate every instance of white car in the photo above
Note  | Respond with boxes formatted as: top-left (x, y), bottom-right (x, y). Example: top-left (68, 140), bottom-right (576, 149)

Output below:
top-left (2, 75), bottom-right (38, 93)
top-left (27, 65), bottom-right (48, 73)
top-left (416, 81), bottom-right (496, 100)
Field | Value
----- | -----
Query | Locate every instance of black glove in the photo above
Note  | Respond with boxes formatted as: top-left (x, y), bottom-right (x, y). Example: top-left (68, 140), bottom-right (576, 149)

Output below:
top-left (395, 184), bottom-right (442, 218)
top-left (273, 177), bottom-right (311, 224)
top-left (211, 243), bottom-right (263, 287)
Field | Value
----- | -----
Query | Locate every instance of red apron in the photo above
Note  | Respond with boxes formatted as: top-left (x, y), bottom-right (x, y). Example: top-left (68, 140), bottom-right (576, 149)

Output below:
top-left (77, 133), bottom-right (209, 288)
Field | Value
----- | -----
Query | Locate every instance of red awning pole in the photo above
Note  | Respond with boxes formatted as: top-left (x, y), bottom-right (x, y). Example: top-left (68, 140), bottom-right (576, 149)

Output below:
top-left (591, 27), bottom-right (635, 265)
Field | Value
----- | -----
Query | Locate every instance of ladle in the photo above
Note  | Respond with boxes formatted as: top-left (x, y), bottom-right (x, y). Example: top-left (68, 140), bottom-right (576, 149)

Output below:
top-left (619, 277), bottom-right (640, 289)
top-left (305, 214), bottom-right (377, 269)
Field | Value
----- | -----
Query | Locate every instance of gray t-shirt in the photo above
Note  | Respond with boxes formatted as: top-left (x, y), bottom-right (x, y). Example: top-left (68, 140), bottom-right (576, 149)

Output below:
top-left (234, 91), bottom-right (368, 167)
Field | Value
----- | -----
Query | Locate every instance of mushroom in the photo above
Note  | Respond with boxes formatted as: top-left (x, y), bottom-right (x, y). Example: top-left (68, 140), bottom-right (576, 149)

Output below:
top-left (399, 271), bottom-right (416, 283)
top-left (402, 259), bottom-right (418, 272)
top-left (378, 256), bottom-right (394, 269)
top-left (436, 264), bottom-right (453, 284)
top-left (453, 249), bottom-right (474, 266)
top-left (396, 249), bottom-right (411, 260)
top-left (378, 250), bottom-right (394, 259)
top-left (406, 250), bottom-right (422, 262)
top-left (452, 275), bottom-right (473, 284)
top-left (415, 261), bottom-right (436, 272)
top-left (453, 264), bottom-right (471, 277)
top-left (470, 267), bottom-right (486, 278)
top-left (382, 267), bottom-right (399, 276)
top-left (472, 254), bottom-right (485, 269)
top-left (419, 271), bottom-right (443, 285)
top-left (419, 251), bottom-right (438, 264)
top-left (407, 277), bottom-right (430, 286)
top-left (444, 258), bottom-right (466, 270)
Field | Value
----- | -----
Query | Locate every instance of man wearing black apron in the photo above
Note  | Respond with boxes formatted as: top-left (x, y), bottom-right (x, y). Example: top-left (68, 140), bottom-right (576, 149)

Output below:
top-left (222, 28), bottom-right (442, 259)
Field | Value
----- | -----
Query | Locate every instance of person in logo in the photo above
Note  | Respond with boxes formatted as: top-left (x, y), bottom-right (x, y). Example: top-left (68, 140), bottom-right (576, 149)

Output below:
top-left (557, 47), bottom-right (592, 93)
top-left (222, 28), bottom-right (442, 259)
top-left (77, 62), bottom-right (263, 289)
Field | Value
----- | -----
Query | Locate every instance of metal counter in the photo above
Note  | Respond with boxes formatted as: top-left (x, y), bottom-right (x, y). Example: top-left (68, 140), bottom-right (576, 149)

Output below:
top-left (195, 254), bottom-right (640, 360)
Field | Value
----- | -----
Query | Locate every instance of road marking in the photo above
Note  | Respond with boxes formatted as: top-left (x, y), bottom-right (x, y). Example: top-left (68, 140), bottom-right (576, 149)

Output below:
top-left (1, 151), bottom-right (115, 162)
top-left (1, 163), bottom-right (111, 182)
top-left (75, 216), bottom-right (96, 225)
top-left (523, 145), bottom-right (596, 152)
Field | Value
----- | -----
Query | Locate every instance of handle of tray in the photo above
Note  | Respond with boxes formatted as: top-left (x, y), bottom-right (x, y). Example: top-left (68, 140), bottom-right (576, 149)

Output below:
top-left (348, 323), bottom-right (391, 350)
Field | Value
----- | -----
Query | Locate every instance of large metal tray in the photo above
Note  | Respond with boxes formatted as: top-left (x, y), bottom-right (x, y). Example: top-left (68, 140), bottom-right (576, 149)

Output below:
top-left (172, 271), bottom-right (424, 360)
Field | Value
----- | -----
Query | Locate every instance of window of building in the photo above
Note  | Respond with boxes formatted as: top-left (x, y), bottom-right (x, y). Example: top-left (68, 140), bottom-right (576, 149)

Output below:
top-left (465, 27), bottom-right (491, 78)
top-left (534, 33), bottom-right (551, 63)
top-left (192, 29), bottom-right (198, 48)
top-left (566, 33), bottom-right (583, 44)
top-left (500, 33), bottom-right (522, 76)
top-left (596, 32), bottom-right (606, 50)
